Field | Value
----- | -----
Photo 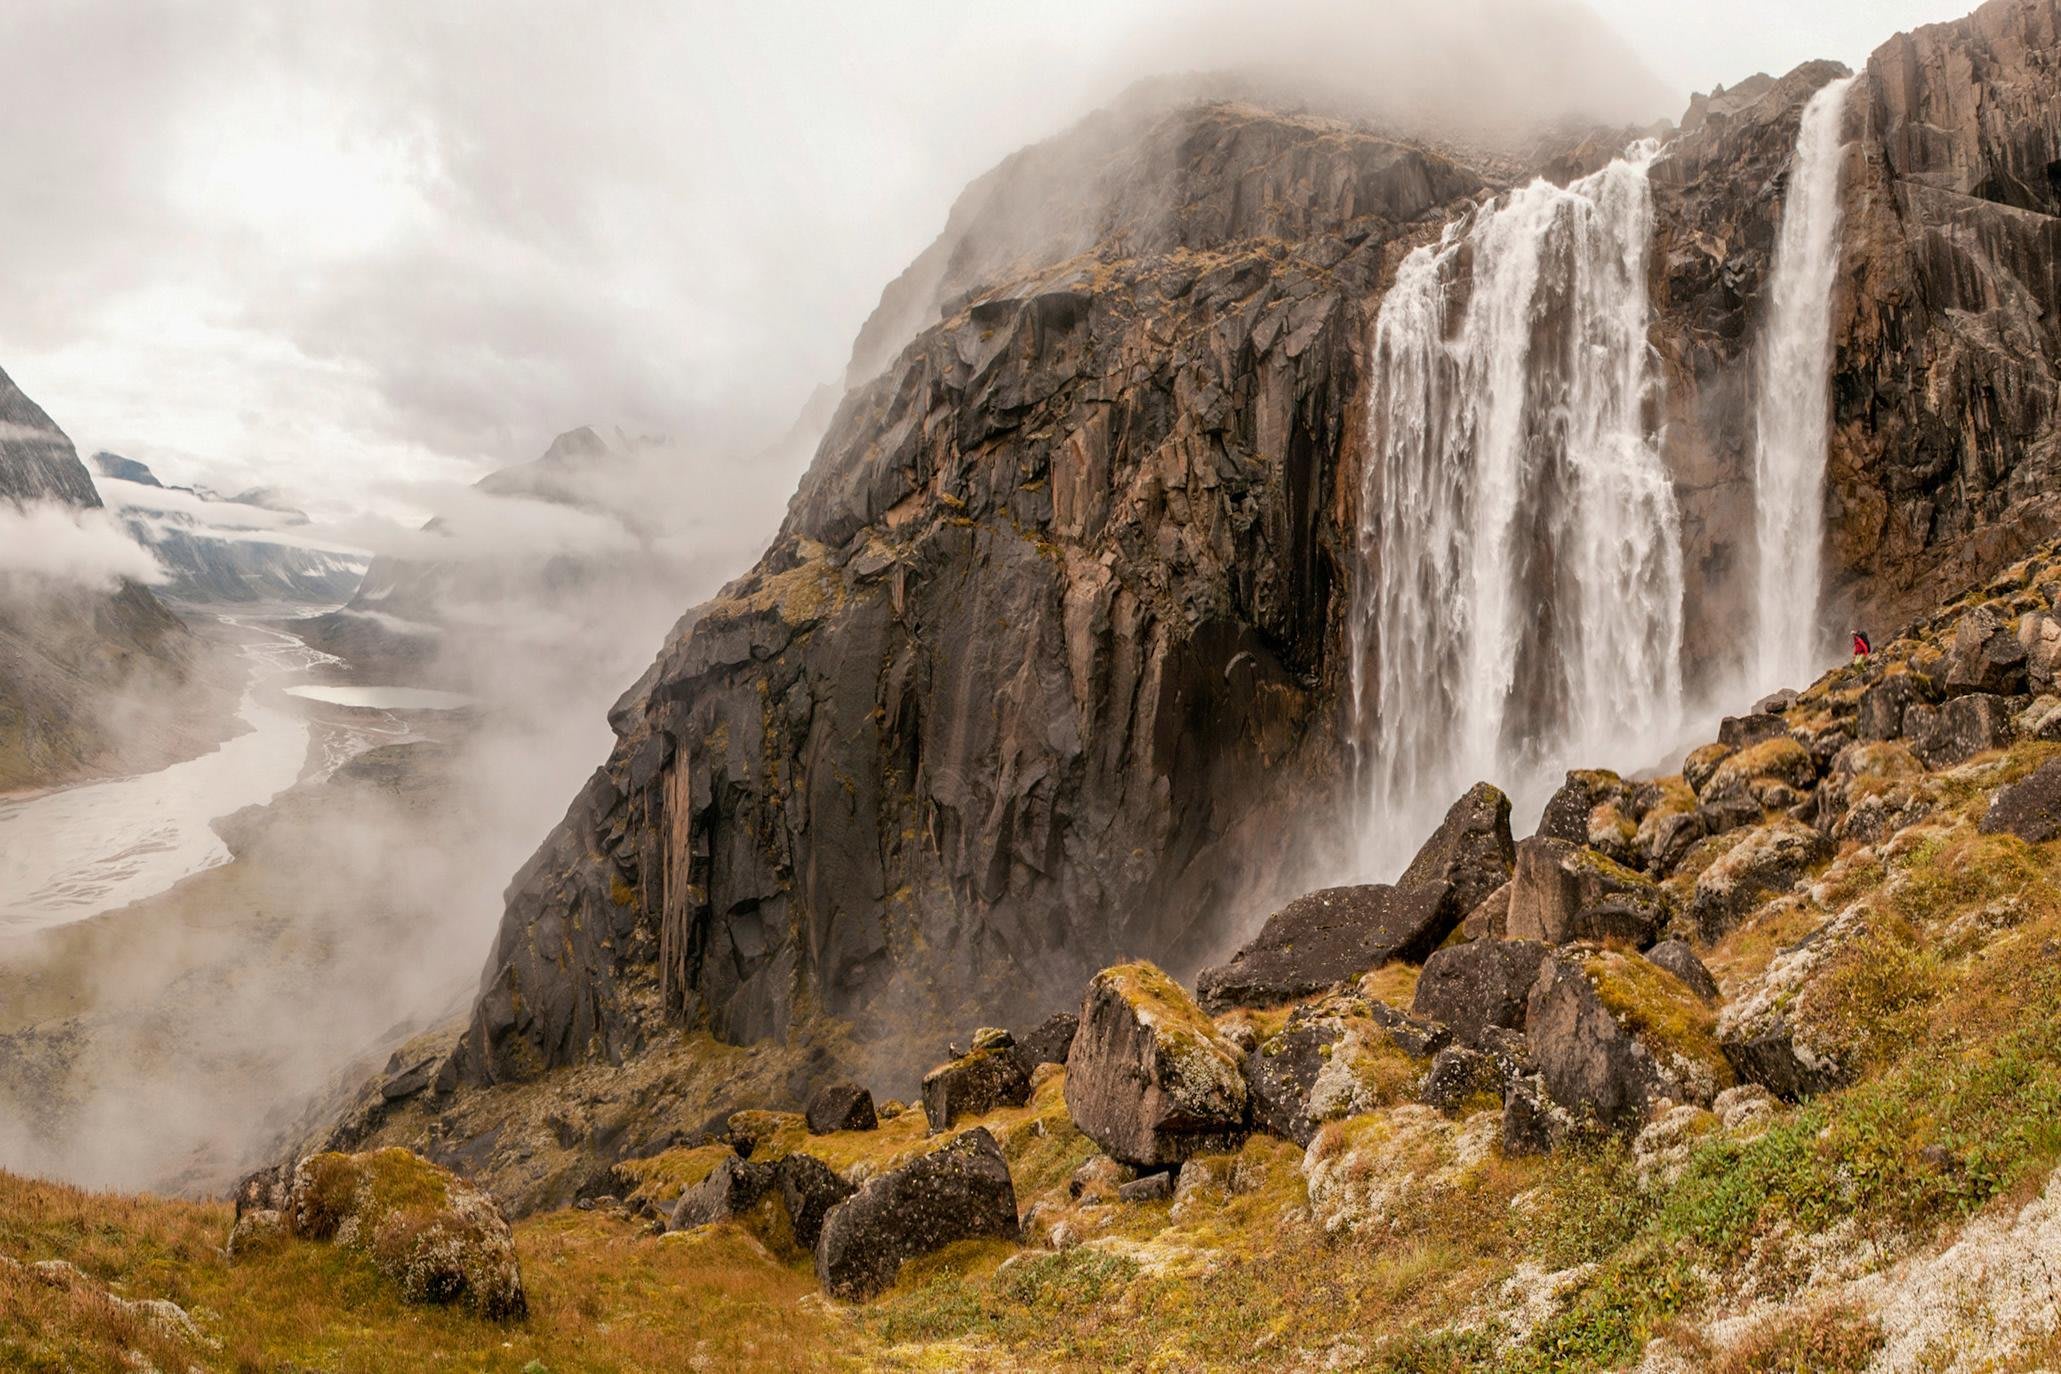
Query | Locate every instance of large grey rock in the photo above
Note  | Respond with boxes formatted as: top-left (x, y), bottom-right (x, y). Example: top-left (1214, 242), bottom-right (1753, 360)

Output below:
top-left (921, 1049), bottom-right (1031, 1133)
top-left (2022, 613), bottom-right (2061, 694)
top-left (1857, 673), bottom-right (1931, 740)
top-left (1410, 939), bottom-right (1552, 1048)
top-left (1911, 693), bottom-right (2018, 769)
top-left (1720, 1023), bottom-right (1841, 1102)
top-left (1398, 781), bottom-right (1516, 919)
top-left (1944, 607), bottom-right (2029, 696)
top-left (1244, 1018), bottom-right (1341, 1146)
top-left (814, 1127), bottom-right (1019, 1300)
top-left (1064, 963), bottom-right (1247, 1167)
top-left (1504, 837), bottom-right (1668, 949)
top-left (1196, 883), bottom-right (1453, 1012)
top-left (1980, 758), bottom-right (2061, 843)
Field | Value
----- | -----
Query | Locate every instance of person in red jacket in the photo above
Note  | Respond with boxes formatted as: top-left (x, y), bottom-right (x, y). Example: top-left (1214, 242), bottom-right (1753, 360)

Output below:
top-left (1852, 629), bottom-right (1872, 660)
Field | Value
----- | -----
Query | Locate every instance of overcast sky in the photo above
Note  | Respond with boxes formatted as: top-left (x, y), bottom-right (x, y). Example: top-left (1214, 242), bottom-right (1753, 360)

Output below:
top-left (0, 0), bottom-right (1978, 524)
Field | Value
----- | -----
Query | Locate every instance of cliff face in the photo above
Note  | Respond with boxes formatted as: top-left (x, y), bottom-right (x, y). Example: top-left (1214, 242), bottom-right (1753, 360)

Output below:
top-left (0, 368), bottom-right (222, 791)
top-left (449, 0), bottom-right (2061, 1091)
top-left (456, 104), bottom-right (1490, 1082)
top-left (1828, 0), bottom-right (2061, 631)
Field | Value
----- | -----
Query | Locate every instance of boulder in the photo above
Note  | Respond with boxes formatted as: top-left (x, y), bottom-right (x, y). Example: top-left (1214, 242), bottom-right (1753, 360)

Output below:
top-left (1689, 820), bottom-right (1832, 941)
top-left (1504, 837), bottom-right (1669, 948)
top-left (284, 1149), bottom-right (526, 1319)
top-left (921, 1049), bottom-right (1032, 1132)
top-left (806, 1081), bottom-right (878, 1135)
top-left (1196, 883), bottom-right (1452, 1012)
top-left (1398, 781), bottom-right (1517, 918)
top-left (1683, 743), bottom-right (1734, 795)
top-left (1410, 939), bottom-right (1553, 1048)
top-left (1537, 770), bottom-right (1625, 845)
top-left (2022, 613), bottom-right (2061, 694)
top-left (777, 1154), bottom-right (857, 1250)
top-left (1718, 712), bottom-right (1790, 750)
top-left (1244, 1017), bottom-right (1340, 1146)
top-left (670, 1155), bottom-right (779, 1231)
top-left (1857, 673), bottom-right (1930, 741)
top-left (1644, 940), bottom-right (1720, 1002)
top-left (1911, 693), bottom-right (2018, 769)
top-left (233, 1163), bottom-right (290, 1219)
top-left (814, 1127), bottom-right (1019, 1301)
top-left (1754, 689), bottom-right (1800, 715)
top-left (1525, 949), bottom-right (1732, 1131)
top-left (1117, 1171), bottom-right (1176, 1203)
top-left (1363, 1001), bottom-right (1451, 1058)
top-left (1065, 963), bottom-right (1248, 1167)
top-left (1008, 1011), bottom-right (1080, 1074)
top-left (1500, 1076), bottom-right (1576, 1155)
top-left (1944, 607), bottom-right (2029, 696)
top-left (1703, 737), bottom-right (1818, 803)
top-left (1979, 758), bottom-right (2061, 843)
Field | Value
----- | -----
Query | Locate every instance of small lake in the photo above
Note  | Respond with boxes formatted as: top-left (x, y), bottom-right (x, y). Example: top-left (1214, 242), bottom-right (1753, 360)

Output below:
top-left (285, 685), bottom-right (474, 711)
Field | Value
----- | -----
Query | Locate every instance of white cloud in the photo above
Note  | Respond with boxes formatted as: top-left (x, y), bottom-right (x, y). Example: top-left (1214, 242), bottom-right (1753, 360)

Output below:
top-left (0, 501), bottom-right (165, 590)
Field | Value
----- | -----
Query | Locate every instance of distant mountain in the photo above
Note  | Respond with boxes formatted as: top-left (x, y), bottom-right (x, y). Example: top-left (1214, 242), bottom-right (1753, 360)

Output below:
top-left (88, 453), bottom-right (366, 607)
top-left (0, 370), bottom-right (233, 790)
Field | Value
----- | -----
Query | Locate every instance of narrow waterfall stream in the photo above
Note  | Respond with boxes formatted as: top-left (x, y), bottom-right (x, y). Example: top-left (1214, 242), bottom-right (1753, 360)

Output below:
top-left (1352, 143), bottom-right (1686, 875)
top-left (1753, 75), bottom-right (1857, 690)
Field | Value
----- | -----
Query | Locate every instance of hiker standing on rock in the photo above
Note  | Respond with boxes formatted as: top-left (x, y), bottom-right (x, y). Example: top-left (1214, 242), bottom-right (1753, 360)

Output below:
top-left (1852, 629), bottom-right (1872, 661)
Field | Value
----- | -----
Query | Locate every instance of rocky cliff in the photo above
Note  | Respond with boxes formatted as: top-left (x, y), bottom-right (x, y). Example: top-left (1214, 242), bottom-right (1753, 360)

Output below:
top-left (444, 2), bottom-right (2061, 1100)
top-left (0, 368), bottom-right (227, 791)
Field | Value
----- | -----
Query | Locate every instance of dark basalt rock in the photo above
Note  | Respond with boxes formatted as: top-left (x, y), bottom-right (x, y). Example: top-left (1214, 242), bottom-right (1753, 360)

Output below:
top-left (814, 1127), bottom-right (1018, 1301)
top-left (1196, 883), bottom-right (1454, 1013)
top-left (806, 1081), bottom-right (879, 1135)
top-left (1410, 939), bottom-right (1552, 1049)
top-left (1858, 673), bottom-right (1932, 741)
top-left (1718, 713), bottom-right (1790, 750)
top-left (777, 1154), bottom-right (857, 1250)
top-left (1008, 1012), bottom-right (1080, 1075)
top-left (1645, 940), bottom-right (1721, 1003)
top-left (1979, 758), bottom-right (2061, 843)
top-left (1504, 837), bottom-right (1668, 949)
top-left (1117, 1171), bottom-right (1176, 1203)
top-left (669, 1155), bottom-right (778, 1232)
top-left (920, 1049), bottom-right (1031, 1133)
top-left (1524, 953), bottom-right (1722, 1131)
top-left (1398, 781), bottom-right (1517, 921)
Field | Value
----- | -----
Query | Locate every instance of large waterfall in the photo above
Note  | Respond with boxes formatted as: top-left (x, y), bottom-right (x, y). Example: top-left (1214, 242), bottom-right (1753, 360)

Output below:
top-left (1752, 76), bottom-right (1856, 690)
top-left (1352, 143), bottom-right (1685, 876)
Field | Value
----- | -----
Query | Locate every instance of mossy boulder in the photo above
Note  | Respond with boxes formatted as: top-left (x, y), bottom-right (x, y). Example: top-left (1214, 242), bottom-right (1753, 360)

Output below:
top-left (1411, 938), bottom-right (1552, 1048)
top-left (1689, 819), bottom-right (1832, 941)
top-left (1704, 736), bottom-right (1818, 803)
top-left (920, 1047), bottom-right (1031, 1132)
top-left (282, 1148), bottom-right (526, 1319)
top-left (1524, 949), bottom-right (1731, 1132)
top-left (813, 1126), bottom-right (1018, 1301)
top-left (1195, 883), bottom-right (1453, 1012)
top-left (1910, 693), bottom-right (2019, 768)
top-left (1397, 780), bottom-right (1516, 919)
top-left (1979, 756), bottom-right (2061, 842)
top-left (1537, 769), bottom-right (1625, 844)
top-left (1065, 962), bottom-right (1248, 1167)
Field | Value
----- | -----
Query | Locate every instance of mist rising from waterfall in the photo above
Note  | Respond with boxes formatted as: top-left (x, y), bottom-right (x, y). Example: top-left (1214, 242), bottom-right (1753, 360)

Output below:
top-left (1752, 75), bottom-right (1856, 691)
top-left (1353, 143), bottom-right (1685, 876)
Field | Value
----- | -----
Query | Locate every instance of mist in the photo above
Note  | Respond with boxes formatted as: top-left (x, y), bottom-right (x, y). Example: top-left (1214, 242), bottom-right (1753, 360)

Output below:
top-left (0, 501), bottom-right (165, 591)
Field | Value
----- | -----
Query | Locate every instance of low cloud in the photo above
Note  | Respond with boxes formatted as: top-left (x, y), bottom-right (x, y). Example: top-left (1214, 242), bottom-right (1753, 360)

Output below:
top-left (0, 501), bottom-right (164, 591)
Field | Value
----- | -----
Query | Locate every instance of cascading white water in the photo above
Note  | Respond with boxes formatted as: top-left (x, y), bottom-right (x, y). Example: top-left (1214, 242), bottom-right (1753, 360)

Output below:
top-left (1752, 75), bottom-right (1856, 690)
top-left (1351, 142), bottom-right (1686, 876)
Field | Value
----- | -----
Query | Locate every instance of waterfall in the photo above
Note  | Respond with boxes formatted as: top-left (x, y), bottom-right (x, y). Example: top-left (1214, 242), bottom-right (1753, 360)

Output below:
top-left (1752, 75), bottom-right (1856, 690)
top-left (1351, 142), bottom-right (1685, 876)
